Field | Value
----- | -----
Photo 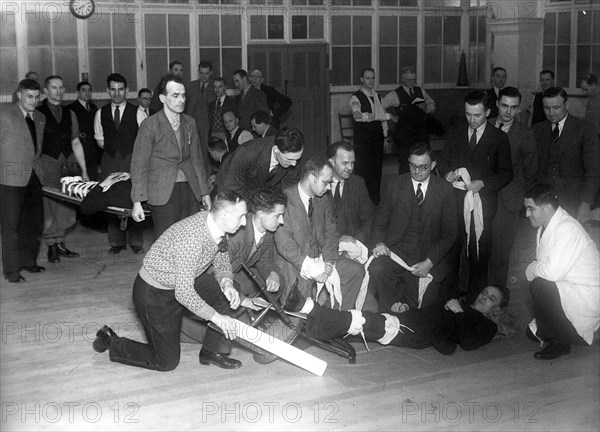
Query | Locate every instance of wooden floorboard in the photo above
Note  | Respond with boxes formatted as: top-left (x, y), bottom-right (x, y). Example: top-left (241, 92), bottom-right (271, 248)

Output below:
top-left (1, 175), bottom-right (599, 431)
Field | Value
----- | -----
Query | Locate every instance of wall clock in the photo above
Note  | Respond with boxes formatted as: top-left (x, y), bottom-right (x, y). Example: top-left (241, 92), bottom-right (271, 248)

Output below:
top-left (70, 0), bottom-right (95, 20)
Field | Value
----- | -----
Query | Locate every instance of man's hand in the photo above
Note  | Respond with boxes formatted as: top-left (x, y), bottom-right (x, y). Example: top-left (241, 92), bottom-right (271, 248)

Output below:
top-left (81, 171), bottom-right (90, 182)
top-left (131, 202), bottom-right (145, 222)
top-left (391, 302), bottom-right (409, 313)
top-left (241, 297), bottom-right (261, 311)
top-left (211, 314), bottom-right (238, 340)
top-left (445, 171), bottom-right (460, 183)
top-left (444, 299), bottom-right (464, 314)
top-left (411, 258), bottom-right (433, 278)
top-left (465, 180), bottom-right (484, 194)
top-left (202, 195), bottom-right (212, 210)
top-left (372, 242), bottom-right (390, 258)
top-left (222, 283), bottom-right (241, 309)
top-left (577, 201), bottom-right (592, 224)
top-left (265, 271), bottom-right (280, 292)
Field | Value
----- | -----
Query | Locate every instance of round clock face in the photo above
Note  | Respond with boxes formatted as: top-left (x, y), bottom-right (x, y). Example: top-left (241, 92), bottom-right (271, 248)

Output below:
top-left (70, 0), bottom-right (95, 19)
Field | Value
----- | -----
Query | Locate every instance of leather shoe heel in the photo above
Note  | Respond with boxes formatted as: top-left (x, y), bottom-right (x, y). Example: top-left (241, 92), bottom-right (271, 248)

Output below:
top-left (57, 242), bottom-right (79, 258)
top-left (93, 325), bottom-right (117, 353)
top-left (199, 348), bottom-right (242, 369)
top-left (21, 265), bottom-right (46, 273)
top-left (534, 340), bottom-right (571, 360)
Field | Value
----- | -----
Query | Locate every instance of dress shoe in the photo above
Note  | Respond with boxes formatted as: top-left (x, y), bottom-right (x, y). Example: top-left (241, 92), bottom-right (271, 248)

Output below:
top-left (5, 271), bottom-right (25, 283)
top-left (47, 244), bottom-right (60, 263)
top-left (130, 245), bottom-right (144, 254)
top-left (199, 348), bottom-right (242, 369)
top-left (21, 265), bottom-right (45, 273)
top-left (534, 339), bottom-right (571, 360)
top-left (57, 242), bottom-right (79, 258)
top-left (93, 325), bottom-right (117, 353)
top-left (108, 245), bottom-right (126, 255)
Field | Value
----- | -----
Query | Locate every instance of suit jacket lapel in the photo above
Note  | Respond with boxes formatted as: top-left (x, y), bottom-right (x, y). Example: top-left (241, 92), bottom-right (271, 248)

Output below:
top-left (558, 116), bottom-right (573, 155)
top-left (288, 186), bottom-right (311, 236)
top-left (158, 111), bottom-right (181, 155)
top-left (421, 176), bottom-right (438, 220)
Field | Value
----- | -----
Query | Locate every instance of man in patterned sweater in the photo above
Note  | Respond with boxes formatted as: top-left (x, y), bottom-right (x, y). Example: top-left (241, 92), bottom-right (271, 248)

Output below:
top-left (92, 192), bottom-right (248, 370)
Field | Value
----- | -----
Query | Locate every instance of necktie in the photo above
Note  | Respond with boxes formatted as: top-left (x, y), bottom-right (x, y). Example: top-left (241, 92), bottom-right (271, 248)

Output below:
top-left (201, 84), bottom-right (205, 95)
top-left (114, 106), bottom-right (120, 130)
top-left (333, 181), bottom-right (341, 211)
top-left (409, 88), bottom-right (414, 98)
top-left (416, 183), bottom-right (424, 206)
top-left (25, 114), bottom-right (37, 151)
top-left (217, 236), bottom-right (228, 253)
top-left (144, 108), bottom-right (148, 117)
top-left (86, 102), bottom-right (90, 112)
top-left (469, 129), bottom-right (477, 150)
top-left (267, 165), bottom-right (279, 181)
top-left (552, 123), bottom-right (560, 142)
top-left (497, 122), bottom-right (504, 130)
top-left (308, 197), bottom-right (314, 224)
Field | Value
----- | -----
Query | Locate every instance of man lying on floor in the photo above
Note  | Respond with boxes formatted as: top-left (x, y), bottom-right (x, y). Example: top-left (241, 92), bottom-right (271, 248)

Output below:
top-left (290, 285), bottom-right (509, 355)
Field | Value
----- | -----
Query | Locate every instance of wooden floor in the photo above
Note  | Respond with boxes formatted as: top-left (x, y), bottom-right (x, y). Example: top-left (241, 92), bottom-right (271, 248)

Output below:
top-left (1, 165), bottom-right (599, 431)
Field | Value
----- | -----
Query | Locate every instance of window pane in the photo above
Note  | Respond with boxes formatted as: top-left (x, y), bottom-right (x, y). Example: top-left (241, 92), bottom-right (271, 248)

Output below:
top-left (199, 15), bottom-right (220, 46)
top-left (88, 17), bottom-right (111, 47)
top-left (379, 46), bottom-right (397, 84)
top-left (332, 16), bottom-right (351, 45)
top-left (222, 48), bottom-right (241, 82)
top-left (399, 16), bottom-right (417, 44)
top-left (200, 48), bottom-right (221, 75)
top-left (442, 45), bottom-right (460, 82)
top-left (26, 13), bottom-right (51, 46)
top-left (55, 48), bottom-right (79, 87)
top-left (425, 16), bottom-right (442, 45)
top-left (53, 19), bottom-right (77, 46)
top-left (292, 16), bottom-right (308, 39)
top-left (169, 15), bottom-right (189, 46)
top-left (424, 46), bottom-right (441, 83)
top-left (250, 15), bottom-right (266, 39)
top-left (309, 15), bottom-right (324, 39)
top-left (577, 10), bottom-right (591, 44)
top-left (556, 45), bottom-right (570, 87)
top-left (478, 16), bottom-right (486, 41)
top-left (113, 20), bottom-right (136, 47)
top-left (543, 12), bottom-right (556, 45)
top-left (0, 12), bottom-right (16, 47)
top-left (398, 46), bottom-right (417, 72)
top-left (1, 48), bottom-right (18, 95)
top-left (88, 49), bottom-right (112, 90)
top-left (27, 48), bottom-right (52, 82)
top-left (267, 16), bottom-right (284, 39)
top-left (380, 16), bottom-right (397, 45)
top-left (556, 12), bottom-right (570, 44)
top-left (353, 16), bottom-right (371, 45)
top-left (145, 15), bottom-right (167, 46)
top-left (145, 48), bottom-right (168, 89)
top-left (542, 46), bottom-right (555, 76)
top-left (222, 15), bottom-right (241, 45)
top-left (114, 49), bottom-right (138, 90)
top-left (352, 47), bottom-right (371, 85)
top-left (444, 16), bottom-right (461, 45)
top-left (576, 45), bottom-right (591, 83)
top-left (469, 16), bottom-right (477, 44)
top-left (594, 10), bottom-right (600, 44)
top-left (331, 47), bottom-right (351, 85)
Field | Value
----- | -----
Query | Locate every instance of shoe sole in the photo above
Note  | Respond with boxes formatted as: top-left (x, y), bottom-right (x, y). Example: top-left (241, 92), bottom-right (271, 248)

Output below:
top-left (199, 358), bottom-right (242, 369)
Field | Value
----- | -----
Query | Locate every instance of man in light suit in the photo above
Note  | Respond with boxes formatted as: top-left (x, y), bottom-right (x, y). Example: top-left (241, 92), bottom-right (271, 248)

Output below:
top-left (533, 87), bottom-right (600, 224)
top-left (0, 79), bottom-right (46, 283)
top-left (186, 60), bottom-right (216, 172)
top-left (370, 143), bottom-right (458, 312)
top-left (274, 156), bottom-right (364, 310)
top-left (326, 141), bottom-right (374, 246)
top-left (217, 128), bottom-right (304, 202)
top-left (489, 87), bottom-right (539, 288)
top-left (131, 75), bottom-right (211, 241)
top-left (438, 90), bottom-right (513, 303)
top-left (233, 69), bottom-right (269, 132)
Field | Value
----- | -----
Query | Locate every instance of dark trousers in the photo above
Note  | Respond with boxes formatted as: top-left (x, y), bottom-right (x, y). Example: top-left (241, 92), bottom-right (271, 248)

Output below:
top-left (489, 203), bottom-right (523, 288)
top-left (353, 129), bottom-right (384, 204)
top-left (108, 273), bottom-right (233, 371)
top-left (466, 215), bottom-right (493, 304)
top-left (369, 255), bottom-right (441, 312)
top-left (149, 182), bottom-right (200, 241)
top-left (0, 172), bottom-right (43, 275)
top-left (107, 215), bottom-right (144, 248)
top-left (529, 278), bottom-right (587, 346)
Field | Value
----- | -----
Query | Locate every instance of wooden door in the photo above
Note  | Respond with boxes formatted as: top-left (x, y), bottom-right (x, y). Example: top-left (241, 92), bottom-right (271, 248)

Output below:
top-left (248, 43), bottom-right (329, 158)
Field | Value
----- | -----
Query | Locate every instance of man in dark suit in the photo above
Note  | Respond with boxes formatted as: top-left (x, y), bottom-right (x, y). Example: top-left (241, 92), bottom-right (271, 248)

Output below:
top-left (527, 70), bottom-right (555, 127)
top-left (486, 67), bottom-right (507, 119)
top-left (533, 87), bottom-right (600, 224)
top-left (187, 60), bottom-right (216, 172)
top-left (232, 69), bottom-right (269, 131)
top-left (217, 128), bottom-right (304, 202)
top-left (438, 90), bottom-right (513, 303)
top-left (227, 187), bottom-right (287, 298)
top-left (67, 81), bottom-right (99, 180)
top-left (250, 110), bottom-right (277, 138)
top-left (222, 110), bottom-right (253, 153)
top-left (274, 156), bottom-right (364, 309)
top-left (131, 75), bottom-right (211, 240)
top-left (249, 69), bottom-right (292, 129)
top-left (208, 77), bottom-right (236, 142)
top-left (0, 79), bottom-right (46, 283)
top-left (93, 73), bottom-right (143, 254)
top-left (326, 141), bottom-right (374, 246)
top-left (369, 143), bottom-right (458, 312)
top-left (489, 87), bottom-right (539, 288)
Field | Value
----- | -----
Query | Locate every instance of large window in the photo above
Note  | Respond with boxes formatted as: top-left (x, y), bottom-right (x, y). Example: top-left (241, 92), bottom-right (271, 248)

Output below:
top-left (0, 9), bottom-right (17, 96)
top-left (468, 14), bottom-right (486, 85)
top-left (331, 15), bottom-right (372, 86)
top-left (378, 15), bottom-right (417, 85)
top-left (198, 14), bottom-right (242, 81)
top-left (543, 11), bottom-right (571, 87)
top-left (424, 15), bottom-right (461, 84)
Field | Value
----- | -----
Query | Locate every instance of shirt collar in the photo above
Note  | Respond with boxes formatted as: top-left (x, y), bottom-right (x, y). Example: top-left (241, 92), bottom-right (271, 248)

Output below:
top-left (495, 118), bottom-right (514, 131)
top-left (164, 108), bottom-right (181, 129)
top-left (472, 121), bottom-right (487, 135)
top-left (411, 176), bottom-right (430, 195)
top-left (78, 99), bottom-right (89, 108)
top-left (17, 104), bottom-right (32, 118)
top-left (298, 183), bottom-right (312, 211)
top-left (269, 146), bottom-right (279, 171)
top-left (252, 216), bottom-right (266, 245)
top-left (206, 212), bottom-right (225, 245)
top-left (112, 101), bottom-right (126, 110)
top-left (556, 114), bottom-right (568, 129)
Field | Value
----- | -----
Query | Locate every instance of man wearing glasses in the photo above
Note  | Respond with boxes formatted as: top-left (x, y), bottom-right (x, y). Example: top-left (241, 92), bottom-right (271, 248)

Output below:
top-left (368, 142), bottom-right (458, 312)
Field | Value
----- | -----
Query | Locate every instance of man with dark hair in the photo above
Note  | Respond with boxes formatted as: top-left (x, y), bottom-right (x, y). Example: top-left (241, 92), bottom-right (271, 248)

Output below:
top-left (149, 60), bottom-right (184, 113)
top-left (94, 73), bottom-right (143, 254)
top-left (370, 142), bottom-right (458, 312)
top-left (580, 72), bottom-right (599, 135)
top-left (187, 60), bottom-right (216, 171)
top-left (249, 69), bottom-right (292, 129)
top-left (533, 87), bottom-right (600, 223)
top-left (207, 136), bottom-right (229, 165)
top-left (93, 192), bottom-right (248, 370)
top-left (1, 79), bottom-right (46, 282)
top-left (250, 110), bottom-right (276, 138)
top-left (438, 90), bottom-right (512, 303)
top-left (326, 141), bottom-right (374, 245)
top-left (67, 81), bottom-right (99, 180)
top-left (217, 127), bottom-right (304, 201)
top-left (489, 86), bottom-right (538, 288)
top-left (349, 67), bottom-right (390, 204)
top-left (383, 66), bottom-right (435, 174)
top-left (524, 183), bottom-right (599, 360)
top-left (232, 69), bottom-right (269, 131)
top-left (131, 75), bottom-right (211, 240)
top-left (275, 156), bottom-right (364, 310)
top-left (528, 70), bottom-right (555, 127)
top-left (487, 67), bottom-right (507, 119)
top-left (136, 88), bottom-right (154, 125)
top-left (222, 110), bottom-right (253, 153)
top-left (37, 75), bottom-right (89, 263)
top-left (208, 77), bottom-right (236, 141)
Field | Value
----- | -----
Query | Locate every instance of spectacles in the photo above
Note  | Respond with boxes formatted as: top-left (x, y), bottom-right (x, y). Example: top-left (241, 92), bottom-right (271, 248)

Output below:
top-left (408, 163), bottom-right (432, 172)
